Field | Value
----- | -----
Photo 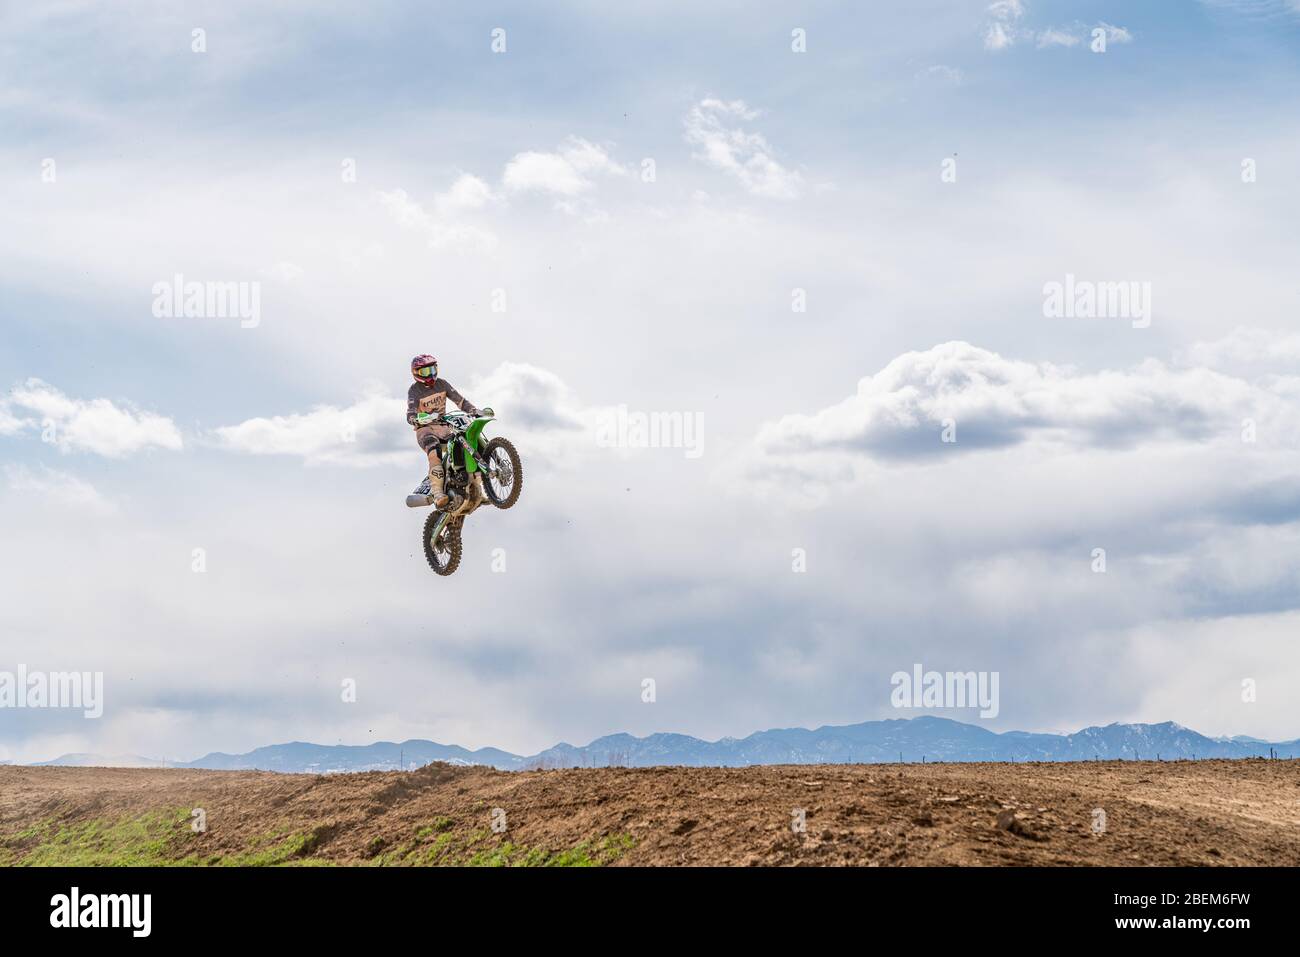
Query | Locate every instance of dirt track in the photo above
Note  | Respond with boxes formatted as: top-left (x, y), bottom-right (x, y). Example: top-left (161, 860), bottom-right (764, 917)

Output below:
top-left (2, 759), bottom-right (1297, 865)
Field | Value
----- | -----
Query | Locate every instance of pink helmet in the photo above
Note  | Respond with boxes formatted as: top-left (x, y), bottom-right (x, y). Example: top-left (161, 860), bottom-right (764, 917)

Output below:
top-left (411, 354), bottom-right (437, 384)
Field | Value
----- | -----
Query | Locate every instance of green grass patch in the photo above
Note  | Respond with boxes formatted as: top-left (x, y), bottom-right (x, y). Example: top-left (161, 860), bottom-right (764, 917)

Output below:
top-left (2, 809), bottom-right (633, 868)
top-left (539, 834), bottom-right (636, 868)
top-left (415, 817), bottom-right (454, 840)
top-left (219, 831), bottom-right (323, 867)
top-left (1, 809), bottom-right (332, 867)
top-left (6, 808), bottom-right (199, 866)
top-left (399, 831), bottom-right (634, 868)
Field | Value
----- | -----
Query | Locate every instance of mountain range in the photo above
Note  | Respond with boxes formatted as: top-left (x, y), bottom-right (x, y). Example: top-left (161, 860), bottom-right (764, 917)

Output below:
top-left (28, 716), bottom-right (1300, 773)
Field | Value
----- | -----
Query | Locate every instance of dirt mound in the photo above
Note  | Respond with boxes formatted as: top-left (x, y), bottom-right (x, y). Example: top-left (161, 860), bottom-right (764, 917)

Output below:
top-left (1, 759), bottom-right (1296, 866)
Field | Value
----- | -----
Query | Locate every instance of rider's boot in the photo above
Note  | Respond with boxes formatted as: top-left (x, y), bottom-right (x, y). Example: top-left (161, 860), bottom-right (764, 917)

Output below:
top-left (429, 462), bottom-right (450, 510)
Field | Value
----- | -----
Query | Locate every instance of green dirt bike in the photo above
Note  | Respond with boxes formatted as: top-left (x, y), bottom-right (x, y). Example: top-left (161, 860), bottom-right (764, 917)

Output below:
top-left (405, 407), bottom-right (523, 576)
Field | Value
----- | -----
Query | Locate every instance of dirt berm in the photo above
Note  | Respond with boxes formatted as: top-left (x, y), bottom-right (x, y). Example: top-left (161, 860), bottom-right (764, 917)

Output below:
top-left (1, 759), bottom-right (1296, 865)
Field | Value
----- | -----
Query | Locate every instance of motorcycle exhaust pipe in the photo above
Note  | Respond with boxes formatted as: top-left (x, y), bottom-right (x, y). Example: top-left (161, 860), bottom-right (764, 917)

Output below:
top-left (406, 491), bottom-right (467, 510)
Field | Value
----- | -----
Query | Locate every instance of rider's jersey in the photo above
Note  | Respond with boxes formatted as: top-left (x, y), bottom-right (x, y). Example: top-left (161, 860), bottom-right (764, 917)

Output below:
top-left (407, 378), bottom-right (478, 428)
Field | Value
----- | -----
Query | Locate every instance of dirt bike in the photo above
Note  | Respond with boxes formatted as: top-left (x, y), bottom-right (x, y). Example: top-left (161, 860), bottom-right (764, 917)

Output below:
top-left (405, 407), bottom-right (522, 576)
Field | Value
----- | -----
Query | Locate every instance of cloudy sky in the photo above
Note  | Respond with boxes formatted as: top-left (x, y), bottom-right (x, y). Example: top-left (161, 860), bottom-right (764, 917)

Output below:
top-left (3, 0), bottom-right (1300, 763)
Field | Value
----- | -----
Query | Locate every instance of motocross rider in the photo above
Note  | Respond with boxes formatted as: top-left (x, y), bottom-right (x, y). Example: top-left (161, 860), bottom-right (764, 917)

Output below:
top-left (407, 354), bottom-right (480, 510)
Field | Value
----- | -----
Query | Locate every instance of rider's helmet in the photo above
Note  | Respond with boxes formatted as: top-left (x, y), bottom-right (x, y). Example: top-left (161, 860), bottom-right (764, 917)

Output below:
top-left (411, 354), bottom-right (438, 384)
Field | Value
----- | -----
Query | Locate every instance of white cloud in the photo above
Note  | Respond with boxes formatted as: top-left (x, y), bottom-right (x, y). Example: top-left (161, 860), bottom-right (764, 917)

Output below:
top-left (0, 403), bottom-right (26, 436)
top-left (382, 155), bottom-right (612, 247)
top-left (502, 137), bottom-right (625, 197)
top-left (984, 0), bottom-right (1025, 50)
top-left (212, 391), bottom-right (407, 466)
top-left (983, 3), bottom-right (1130, 53)
top-left (505, 152), bottom-right (587, 195)
top-left (1098, 21), bottom-right (1134, 44)
top-left (1177, 327), bottom-right (1300, 370)
top-left (377, 187), bottom-right (431, 229)
top-left (380, 141), bottom-right (627, 228)
top-left (984, 22), bottom-right (1015, 50)
top-left (435, 173), bottom-right (496, 214)
top-left (3, 379), bottom-right (182, 457)
top-left (684, 98), bottom-right (803, 200)
top-left (213, 363), bottom-right (589, 467)
top-left (750, 340), bottom-right (1295, 480)
top-left (1037, 29), bottom-right (1080, 48)
top-left (4, 464), bottom-right (112, 512)
top-left (471, 362), bottom-right (588, 434)
top-left (378, 186), bottom-right (497, 252)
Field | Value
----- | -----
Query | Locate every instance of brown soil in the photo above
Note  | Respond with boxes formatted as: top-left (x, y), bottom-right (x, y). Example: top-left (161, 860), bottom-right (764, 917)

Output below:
top-left (2, 759), bottom-right (1297, 866)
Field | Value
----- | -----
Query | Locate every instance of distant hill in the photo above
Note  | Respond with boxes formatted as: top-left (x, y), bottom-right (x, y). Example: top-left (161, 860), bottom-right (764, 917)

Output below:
top-left (521, 717), bottom-right (1298, 768)
top-left (177, 740), bottom-right (525, 774)
top-left (33, 753), bottom-right (170, 769)
top-left (30, 716), bottom-right (1300, 773)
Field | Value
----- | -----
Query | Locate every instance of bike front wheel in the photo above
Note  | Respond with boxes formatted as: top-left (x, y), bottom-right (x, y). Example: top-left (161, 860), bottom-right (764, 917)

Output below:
top-left (481, 438), bottom-right (523, 509)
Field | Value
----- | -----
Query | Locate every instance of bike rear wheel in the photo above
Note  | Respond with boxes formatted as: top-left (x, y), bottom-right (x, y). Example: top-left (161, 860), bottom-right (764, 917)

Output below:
top-left (423, 513), bottom-right (462, 576)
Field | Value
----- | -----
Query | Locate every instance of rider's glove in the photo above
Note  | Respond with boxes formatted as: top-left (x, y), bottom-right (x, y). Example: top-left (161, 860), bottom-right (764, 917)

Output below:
top-left (415, 412), bottom-right (435, 426)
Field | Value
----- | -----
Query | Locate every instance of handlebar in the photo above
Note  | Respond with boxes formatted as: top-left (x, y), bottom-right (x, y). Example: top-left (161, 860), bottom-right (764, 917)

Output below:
top-left (416, 409), bottom-right (493, 427)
